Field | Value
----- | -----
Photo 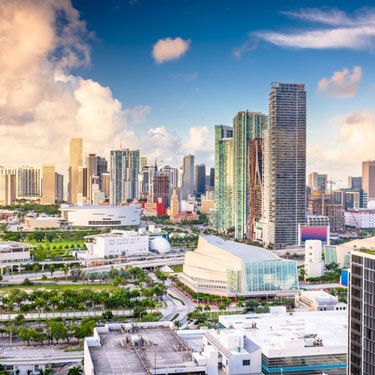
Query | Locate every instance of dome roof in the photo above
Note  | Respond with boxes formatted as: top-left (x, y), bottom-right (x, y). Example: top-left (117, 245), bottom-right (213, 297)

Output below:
top-left (150, 237), bottom-right (171, 254)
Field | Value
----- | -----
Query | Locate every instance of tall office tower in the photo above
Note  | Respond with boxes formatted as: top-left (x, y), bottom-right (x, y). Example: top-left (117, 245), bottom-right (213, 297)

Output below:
top-left (248, 139), bottom-right (263, 240)
top-left (362, 161), bottom-right (375, 202)
top-left (101, 173), bottom-right (110, 198)
top-left (233, 111), bottom-right (267, 239)
top-left (55, 173), bottom-right (64, 203)
top-left (17, 167), bottom-right (41, 198)
top-left (209, 167), bottom-right (215, 191)
top-left (110, 149), bottom-right (140, 205)
top-left (348, 250), bottom-right (375, 374)
top-left (170, 189), bottom-right (179, 218)
top-left (194, 164), bottom-right (206, 197)
top-left (348, 176), bottom-right (362, 190)
top-left (0, 167), bottom-right (16, 205)
top-left (308, 172), bottom-right (328, 192)
top-left (262, 83), bottom-right (306, 248)
top-left (177, 165), bottom-right (183, 189)
top-left (68, 137), bottom-right (83, 204)
top-left (160, 166), bottom-right (179, 190)
top-left (139, 156), bottom-right (147, 170)
top-left (95, 156), bottom-right (108, 192)
top-left (77, 166), bottom-right (87, 204)
top-left (86, 153), bottom-right (97, 203)
top-left (214, 125), bottom-right (234, 230)
top-left (152, 173), bottom-right (170, 206)
top-left (181, 154), bottom-right (194, 200)
top-left (40, 165), bottom-right (56, 204)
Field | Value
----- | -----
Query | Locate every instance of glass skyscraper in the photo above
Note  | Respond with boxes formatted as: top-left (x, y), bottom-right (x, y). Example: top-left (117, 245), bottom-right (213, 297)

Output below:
top-left (262, 83), bottom-right (306, 248)
top-left (233, 111), bottom-right (267, 240)
top-left (214, 125), bottom-right (234, 230)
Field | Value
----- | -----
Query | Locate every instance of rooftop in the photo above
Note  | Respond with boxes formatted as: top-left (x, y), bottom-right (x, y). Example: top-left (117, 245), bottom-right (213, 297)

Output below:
top-left (219, 310), bottom-right (347, 357)
top-left (87, 324), bottom-right (199, 375)
top-left (339, 236), bottom-right (375, 250)
top-left (201, 235), bottom-right (279, 262)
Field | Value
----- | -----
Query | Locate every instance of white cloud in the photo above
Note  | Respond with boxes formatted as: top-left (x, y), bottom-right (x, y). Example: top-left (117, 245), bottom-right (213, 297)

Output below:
top-left (152, 37), bottom-right (191, 64)
top-left (317, 66), bottom-right (362, 98)
top-left (250, 8), bottom-right (375, 52)
top-left (124, 105), bottom-right (152, 124)
top-left (308, 111), bottom-right (375, 179)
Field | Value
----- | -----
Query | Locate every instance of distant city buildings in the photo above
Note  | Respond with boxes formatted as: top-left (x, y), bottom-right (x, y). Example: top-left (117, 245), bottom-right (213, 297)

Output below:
top-left (41, 164), bottom-right (56, 205)
top-left (0, 167), bottom-right (16, 205)
top-left (68, 137), bottom-right (83, 204)
top-left (194, 163), bottom-right (206, 197)
top-left (17, 166), bottom-right (41, 198)
top-left (181, 154), bottom-right (194, 200)
top-left (308, 172), bottom-right (328, 192)
top-left (362, 160), bottom-right (375, 203)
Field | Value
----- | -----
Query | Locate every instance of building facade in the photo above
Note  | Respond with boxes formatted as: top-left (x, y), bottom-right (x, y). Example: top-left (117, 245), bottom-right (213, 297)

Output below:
top-left (194, 164), bottom-right (206, 197)
top-left (0, 168), bottom-right (16, 205)
top-left (68, 137), bottom-right (83, 204)
top-left (214, 125), bottom-right (234, 230)
top-left (362, 160), bottom-right (375, 203)
top-left (262, 83), bottom-right (306, 248)
top-left (17, 167), bottom-right (41, 198)
top-left (348, 250), bottom-right (375, 374)
top-left (181, 154), bottom-right (194, 200)
top-left (41, 164), bottom-right (56, 204)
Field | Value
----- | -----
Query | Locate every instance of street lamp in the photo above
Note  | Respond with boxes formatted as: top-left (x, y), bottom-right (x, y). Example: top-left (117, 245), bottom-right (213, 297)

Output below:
top-left (153, 343), bottom-right (158, 375)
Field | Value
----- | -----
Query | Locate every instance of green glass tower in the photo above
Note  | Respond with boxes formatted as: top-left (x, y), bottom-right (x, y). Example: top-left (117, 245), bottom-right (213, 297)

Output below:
top-left (214, 125), bottom-right (234, 230)
top-left (233, 111), bottom-right (267, 239)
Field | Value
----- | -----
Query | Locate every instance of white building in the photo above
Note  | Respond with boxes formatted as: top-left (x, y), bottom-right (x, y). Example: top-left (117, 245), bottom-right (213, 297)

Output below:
top-left (345, 208), bottom-right (375, 228)
top-left (295, 290), bottom-right (347, 311)
top-left (59, 204), bottom-right (141, 227)
top-left (304, 240), bottom-right (324, 278)
top-left (85, 230), bottom-right (149, 259)
top-left (24, 215), bottom-right (64, 230)
top-left (219, 310), bottom-right (348, 374)
top-left (0, 242), bottom-right (33, 271)
top-left (181, 235), bottom-right (299, 297)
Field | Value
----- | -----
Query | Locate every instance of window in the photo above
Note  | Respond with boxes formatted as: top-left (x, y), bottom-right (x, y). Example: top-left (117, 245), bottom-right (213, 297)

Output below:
top-left (243, 360), bottom-right (250, 366)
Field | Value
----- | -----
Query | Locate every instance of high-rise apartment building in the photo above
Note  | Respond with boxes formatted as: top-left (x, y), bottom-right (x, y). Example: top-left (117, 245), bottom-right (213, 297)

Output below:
top-left (214, 125), bottom-right (234, 230)
top-left (0, 167), bottom-right (16, 205)
top-left (348, 176), bottom-right (362, 190)
top-left (160, 166), bottom-right (178, 190)
top-left (86, 153), bottom-right (97, 204)
top-left (17, 167), bottom-right (41, 198)
top-left (248, 139), bottom-right (263, 240)
top-left (348, 250), bottom-right (375, 374)
top-left (194, 164), bottom-right (206, 197)
top-left (96, 156), bottom-right (108, 193)
top-left (110, 149), bottom-right (140, 205)
top-left (101, 173), bottom-right (110, 198)
top-left (139, 156), bottom-right (147, 170)
top-left (262, 83), bottom-right (306, 248)
top-left (68, 138), bottom-right (83, 204)
top-left (362, 161), bottom-right (375, 202)
top-left (233, 111), bottom-right (267, 239)
top-left (181, 154), bottom-right (194, 200)
top-left (207, 167), bottom-right (215, 191)
top-left (55, 172), bottom-right (64, 203)
top-left (151, 173), bottom-right (170, 207)
top-left (41, 164), bottom-right (56, 204)
top-left (170, 189), bottom-right (179, 219)
top-left (308, 172), bottom-right (328, 192)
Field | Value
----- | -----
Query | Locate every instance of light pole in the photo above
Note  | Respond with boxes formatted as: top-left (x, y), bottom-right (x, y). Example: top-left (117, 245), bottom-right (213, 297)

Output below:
top-left (153, 343), bottom-right (158, 375)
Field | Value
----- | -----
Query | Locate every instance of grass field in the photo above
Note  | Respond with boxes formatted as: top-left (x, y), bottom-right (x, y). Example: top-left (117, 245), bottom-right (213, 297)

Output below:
top-left (171, 264), bottom-right (183, 273)
top-left (0, 283), bottom-right (116, 295)
top-left (28, 240), bottom-right (85, 261)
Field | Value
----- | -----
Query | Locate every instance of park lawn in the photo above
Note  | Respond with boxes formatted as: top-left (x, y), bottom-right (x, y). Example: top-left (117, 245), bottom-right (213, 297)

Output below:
top-left (27, 240), bottom-right (85, 261)
top-left (171, 265), bottom-right (183, 273)
top-left (0, 283), bottom-right (116, 295)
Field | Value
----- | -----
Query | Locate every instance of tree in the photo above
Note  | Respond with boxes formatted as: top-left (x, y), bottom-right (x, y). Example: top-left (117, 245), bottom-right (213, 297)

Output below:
top-left (33, 263), bottom-right (40, 280)
top-left (48, 321), bottom-right (68, 344)
top-left (49, 264), bottom-right (55, 278)
top-left (63, 264), bottom-right (69, 281)
top-left (68, 366), bottom-right (83, 375)
top-left (19, 327), bottom-right (33, 346)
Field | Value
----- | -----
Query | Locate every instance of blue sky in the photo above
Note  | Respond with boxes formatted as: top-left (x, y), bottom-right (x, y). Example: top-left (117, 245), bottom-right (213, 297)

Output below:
top-left (1, 0), bottom-right (374, 180)
top-left (69, 0), bottom-right (375, 179)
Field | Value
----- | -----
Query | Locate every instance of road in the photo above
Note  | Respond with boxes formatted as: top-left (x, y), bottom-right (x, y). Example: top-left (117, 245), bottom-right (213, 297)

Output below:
top-left (2, 254), bottom-right (185, 284)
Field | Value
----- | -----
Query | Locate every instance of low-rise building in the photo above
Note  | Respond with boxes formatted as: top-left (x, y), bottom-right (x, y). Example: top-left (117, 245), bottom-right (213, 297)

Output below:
top-left (345, 208), bottom-right (375, 228)
top-left (60, 204), bottom-right (141, 227)
top-left (24, 215), bottom-right (64, 230)
top-left (0, 241), bottom-right (33, 271)
top-left (181, 235), bottom-right (299, 297)
top-left (295, 290), bottom-right (347, 311)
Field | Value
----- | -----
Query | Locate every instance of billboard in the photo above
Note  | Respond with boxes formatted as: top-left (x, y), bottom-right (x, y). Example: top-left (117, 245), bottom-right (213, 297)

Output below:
top-left (298, 225), bottom-right (330, 245)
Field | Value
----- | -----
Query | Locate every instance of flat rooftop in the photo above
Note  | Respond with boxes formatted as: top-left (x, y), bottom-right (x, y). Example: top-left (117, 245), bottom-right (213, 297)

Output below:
top-left (219, 310), bottom-right (348, 357)
top-left (339, 236), bottom-right (375, 250)
top-left (88, 326), bottom-right (197, 375)
top-left (202, 235), bottom-right (280, 261)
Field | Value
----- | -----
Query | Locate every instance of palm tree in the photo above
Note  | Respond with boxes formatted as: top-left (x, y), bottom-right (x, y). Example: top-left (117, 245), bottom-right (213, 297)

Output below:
top-left (63, 264), bottom-right (69, 282)
top-left (68, 366), bottom-right (83, 375)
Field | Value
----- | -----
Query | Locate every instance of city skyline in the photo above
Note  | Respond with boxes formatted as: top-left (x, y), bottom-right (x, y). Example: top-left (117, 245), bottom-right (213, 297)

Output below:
top-left (1, 0), bottom-right (375, 182)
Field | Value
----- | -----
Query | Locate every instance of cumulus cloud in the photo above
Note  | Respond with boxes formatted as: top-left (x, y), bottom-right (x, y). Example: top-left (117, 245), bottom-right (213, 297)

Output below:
top-left (152, 37), bottom-right (191, 64)
top-left (317, 66), bottom-right (362, 98)
top-left (243, 8), bottom-right (375, 53)
top-left (308, 111), bottom-right (375, 179)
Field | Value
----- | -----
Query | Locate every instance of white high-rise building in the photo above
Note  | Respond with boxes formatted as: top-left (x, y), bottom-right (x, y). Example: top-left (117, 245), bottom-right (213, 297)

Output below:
top-left (304, 240), bottom-right (324, 278)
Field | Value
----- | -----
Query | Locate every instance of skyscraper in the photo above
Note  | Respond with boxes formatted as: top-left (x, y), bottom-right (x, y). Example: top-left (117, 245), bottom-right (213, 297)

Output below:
top-left (55, 172), bottom-right (64, 203)
top-left (170, 189), bottom-right (179, 219)
top-left (160, 166), bottom-right (178, 190)
top-left (233, 111), bottom-right (267, 239)
top-left (208, 167), bottom-right (215, 191)
top-left (152, 172), bottom-right (170, 207)
top-left (86, 153), bottom-right (97, 204)
top-left (96, 156), bottom-right (108, 193)
top-left (214, 125), bottom-right (234, 230)
top-left (17, 167), bottom-right (41, 198)
top-left (248, 138), bottom-right (263, 240)
top-left (262, 83), bottom-right (306, 248)
top-left (110, 149), bottom-right (140, 205)
top-left (68, 138), bottom-right (83, 204)
top-left (362, 161), bottom-right (375, 202)
top-left (0, 167), bottom-right (16, 205)
top-left (181, 154), bottom-right (194, 200)
top-left (41, 164), bottom-right (56, 204)
top-left (194, 164), bottom-right (206, 197)
top-left (308, 172), bottom-right (328, 192)
top-left (348, 250), bottom-right (375, 374)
